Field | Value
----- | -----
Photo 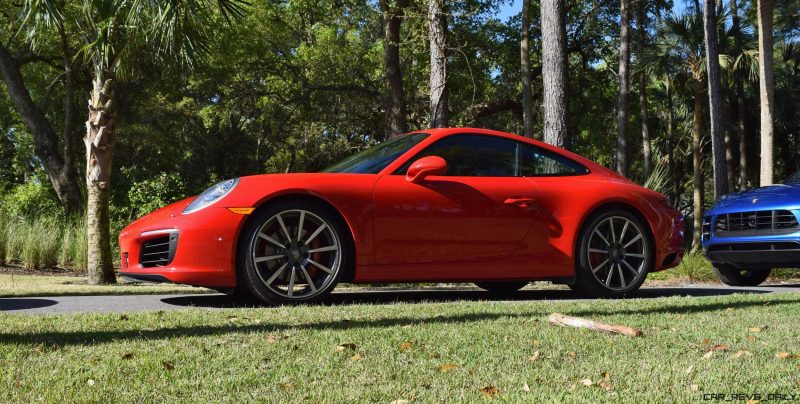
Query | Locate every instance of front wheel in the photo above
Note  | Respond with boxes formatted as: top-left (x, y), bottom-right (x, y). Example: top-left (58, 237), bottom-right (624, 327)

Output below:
top-left (474, 281), bottom-right (528, 293)
top-left (572, 209), bottom-right (653, 298)
top-left (237, 201), bottom-right (348, 305)
top-left (713, 265), bottom-right (770, 286)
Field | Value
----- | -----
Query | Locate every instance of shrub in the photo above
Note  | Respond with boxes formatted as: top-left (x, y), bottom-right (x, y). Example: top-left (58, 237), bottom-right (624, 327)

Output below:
top-left (127, 172), bottom-right (187, 219)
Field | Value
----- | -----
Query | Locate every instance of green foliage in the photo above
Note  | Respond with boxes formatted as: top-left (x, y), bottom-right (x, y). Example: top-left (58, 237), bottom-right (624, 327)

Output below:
top-left (126, 172), bottom-right (187, 219)
top-left (1, 180), bottom-right (61, 219)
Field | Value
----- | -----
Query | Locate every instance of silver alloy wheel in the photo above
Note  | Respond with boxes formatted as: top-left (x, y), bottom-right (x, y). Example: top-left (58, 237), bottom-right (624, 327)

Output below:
top-left (586, 216), bottom-right (648, 291)
top-left (249, 209), bottom-right (342, 299)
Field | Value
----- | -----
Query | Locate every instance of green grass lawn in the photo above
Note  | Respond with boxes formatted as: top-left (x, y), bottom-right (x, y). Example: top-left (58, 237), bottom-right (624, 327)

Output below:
top-left (2, 293), bottom-right (800, 402)
top-left (0, 272), bottom-right (212, 297)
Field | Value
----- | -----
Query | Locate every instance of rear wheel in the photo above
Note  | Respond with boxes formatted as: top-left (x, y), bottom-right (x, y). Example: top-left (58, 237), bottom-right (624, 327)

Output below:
top-left (713, 265), bottom-right (771, 286)
top-left (237, 201), bottom-right (348, 305)
top-left (474, 281), bottom-right (528, 293)
top-left (572, 209), bottom-right (653, 298)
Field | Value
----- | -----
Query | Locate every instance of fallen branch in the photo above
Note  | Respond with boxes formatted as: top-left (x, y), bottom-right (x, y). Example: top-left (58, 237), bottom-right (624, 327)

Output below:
top-left (548, 313), bottom-right (643, 337)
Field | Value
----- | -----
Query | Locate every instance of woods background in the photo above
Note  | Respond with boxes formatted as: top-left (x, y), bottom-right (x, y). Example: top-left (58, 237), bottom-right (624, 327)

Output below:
top-left (0, 0), bottom-right (798, 281)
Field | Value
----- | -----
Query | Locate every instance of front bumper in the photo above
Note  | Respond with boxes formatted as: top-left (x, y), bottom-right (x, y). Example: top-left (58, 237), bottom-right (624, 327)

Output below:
top-left (118, 199), bottom-right (248, 288)
top-left (702, 211), bottom-right (800, 270)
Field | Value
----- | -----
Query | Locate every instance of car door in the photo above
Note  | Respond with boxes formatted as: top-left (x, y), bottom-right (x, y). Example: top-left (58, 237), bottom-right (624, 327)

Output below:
top-left (372, 134), bottom-right (540, 264)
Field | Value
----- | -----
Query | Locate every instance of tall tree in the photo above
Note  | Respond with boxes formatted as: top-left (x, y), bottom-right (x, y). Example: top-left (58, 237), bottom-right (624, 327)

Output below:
top-left (616, 0), bottom-right (631, 176)
top-left (380, 0), bottom-right (410, 137)
top-left (703, 0), bottom-right (729, 198)
top-left (757, 0), bottom-right (775, 186)
top-left (0, 43), bottom-right (84, 214)
top-left (636, 3), bottom-right (651, 179)
top-left (21, 0), bottom-right (245, 284)
top-left (428, 0), bottom-right (448, 128)
top-left (520, 0), bottom-right (534, 138)
top-left (730, 0), bottom-right (748, 189)
top-left (540, 0), bottom-right (568, 148)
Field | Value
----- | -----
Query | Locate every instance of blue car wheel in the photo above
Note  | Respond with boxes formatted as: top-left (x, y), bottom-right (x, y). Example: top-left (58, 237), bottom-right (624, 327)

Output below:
top-left (713, 264), bottom-right (771, 286)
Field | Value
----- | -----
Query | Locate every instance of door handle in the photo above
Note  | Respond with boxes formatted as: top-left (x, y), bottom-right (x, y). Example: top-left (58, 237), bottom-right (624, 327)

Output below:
top-left (504, 197), bottom-right (535, 208)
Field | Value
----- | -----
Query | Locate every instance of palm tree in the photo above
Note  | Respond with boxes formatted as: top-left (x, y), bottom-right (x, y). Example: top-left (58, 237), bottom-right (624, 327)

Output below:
top-left (702, 0), bottom-right (728, 199)
top-left (650, 11), bottom-right (710, 251)
top-left (21, 0), bottom-right (246, 284)
top-left (757, 0), bottom-right (775, 186)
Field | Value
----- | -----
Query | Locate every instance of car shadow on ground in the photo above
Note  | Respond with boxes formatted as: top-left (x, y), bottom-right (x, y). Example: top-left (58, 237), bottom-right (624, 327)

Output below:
top-left (159, 286), bottom-right (769, 309)
top-left (0, 298), bottom-right (59, 312)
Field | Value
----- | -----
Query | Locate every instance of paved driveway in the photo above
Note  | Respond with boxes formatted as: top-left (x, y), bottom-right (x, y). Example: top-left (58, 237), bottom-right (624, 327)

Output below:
top-left (2, 283), bottom-right (800, 314)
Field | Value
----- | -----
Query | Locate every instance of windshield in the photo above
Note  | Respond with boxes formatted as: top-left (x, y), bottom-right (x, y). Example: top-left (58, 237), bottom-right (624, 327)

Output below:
top-left (786, 170), bottom-right (800, 184)
top-left (322, 133), bottom-right (429, 174)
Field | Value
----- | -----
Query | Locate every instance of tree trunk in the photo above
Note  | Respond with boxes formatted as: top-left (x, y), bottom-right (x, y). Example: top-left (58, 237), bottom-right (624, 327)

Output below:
top-left (61, 29), bottom-right (80, 198)
top-left (85, 74), bottom-right (116, 285)
top-left (731, 0), bottom-right (748, 189)
top-left (380, 0), bottom-right (410, 138)
top-left (616, 0), bottom-right (631, 176)
top-left (520, 0), bottom-right (534, 138)
top-left (703, 0), bottom-right (729, 198)
top-left (427, 0), bottom-right (448, 128)
top-left (636, 5), bottom-right (651, 179)
top-left (0, 42), bottom-right (84, 214)
top-left (540, 0), bottom-right (568, 148)
top-left (692, 81), bottom-right (705, 252)
top-left (757, 0), bottom-right (775, 186)
top-left (666, 77), bottom-right (678, 206)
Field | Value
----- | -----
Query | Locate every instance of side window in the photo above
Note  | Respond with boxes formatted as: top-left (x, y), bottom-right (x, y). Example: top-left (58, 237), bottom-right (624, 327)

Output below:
top-left (395, 135), bottom-right (518, 177)
top-left (520, 144), bottom-right (588, 176)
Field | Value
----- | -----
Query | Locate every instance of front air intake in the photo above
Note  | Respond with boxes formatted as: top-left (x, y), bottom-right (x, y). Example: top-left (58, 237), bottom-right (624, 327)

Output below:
top-left (139, 233), bottom-right (178, 267)
top-left (713, 210), bottom-right (799, 237)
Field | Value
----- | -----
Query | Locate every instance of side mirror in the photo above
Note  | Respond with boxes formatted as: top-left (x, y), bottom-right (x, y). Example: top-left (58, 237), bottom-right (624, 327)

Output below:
top-left (406, 156), bottom-right (448, 183)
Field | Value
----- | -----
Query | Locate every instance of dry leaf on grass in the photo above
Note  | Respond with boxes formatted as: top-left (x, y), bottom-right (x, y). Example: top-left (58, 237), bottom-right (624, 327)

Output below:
top-left (690, 384), bottom-right (700, 392)
top-left (776, 352), bottom-right (800, 360)
top-left (701, 338), bottom-right (712, 345)
top-left (280, 383), bottom-right (294, 391)
top-left (566, 351), bottom-right (577, 360)
top-left (399, 341), bottom-right (413, 351)
top-left (350, 353), bottom-right (362, 362)
top-left (522, 383), bottom-right (531, 393)
top-left (528, 351), bottom-right (541, 362)
top-left (733, 351), bottom-right (753, 359)
top-left (686, 365), bottom-right (694, 374)
top-left (86, 379), bottom-right (95, 386)
top-left (748, 326), bottom-right (766, 333)
top-left (746, 335), bottom-right (757, 342)
top-left (390, 400), bottom-right (411, 404)
top-left (336, 343), bottom-right (357, 352)
top-left (710, 344), bottom-right (730, 351)
top-left (703, 351), bottom-right (714, 359)
top-left (579, 379), bottom-right (593, 387)
top-left (267, 334), bottom-right (278, 344)
top-left (480, 385), bottom-right (500, 400)
top-left (436, 364), bottom-right (459, 372)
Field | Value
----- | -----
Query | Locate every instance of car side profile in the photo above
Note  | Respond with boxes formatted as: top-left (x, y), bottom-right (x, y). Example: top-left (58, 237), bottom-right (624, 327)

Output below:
top-left (119, 128), bottom-right (684, 305)
top-left (702, 170), bottom-right (800, 286)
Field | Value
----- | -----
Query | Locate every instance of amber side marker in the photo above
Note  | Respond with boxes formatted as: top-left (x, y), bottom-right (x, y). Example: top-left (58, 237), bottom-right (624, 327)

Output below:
top-left (227, 207), bottom-right (255, 215)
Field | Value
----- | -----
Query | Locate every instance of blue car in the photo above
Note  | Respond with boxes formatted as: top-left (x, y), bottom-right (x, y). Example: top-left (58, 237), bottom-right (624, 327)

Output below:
top-left (702, 170), bottom-right (800, 286)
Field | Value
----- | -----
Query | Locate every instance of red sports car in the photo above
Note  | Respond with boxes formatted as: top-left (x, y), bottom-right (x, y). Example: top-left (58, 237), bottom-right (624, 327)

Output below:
top-left (119, 128), bottom-right (684, 304)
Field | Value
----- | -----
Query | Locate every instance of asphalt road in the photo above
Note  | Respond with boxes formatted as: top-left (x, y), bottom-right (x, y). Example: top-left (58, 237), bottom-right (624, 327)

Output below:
top-left (2, 283), bottom-right (800, 314)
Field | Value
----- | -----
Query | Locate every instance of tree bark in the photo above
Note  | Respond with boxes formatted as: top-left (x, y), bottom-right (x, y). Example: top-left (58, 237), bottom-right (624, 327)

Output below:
top-left (85, 74), bottom-right (116, 284)
top-left (666, 78), bottom-right (678, 206)
top-left (0, 42), bottom-right (84, 215)
top-left (636, 5), bottom-right (651, 179)
top-left (757, 0), bottom-right (775, 186)
top-left (540, 0), bottom-right (569, 148)
top-left (427, 0), bottom-right (448, 128)
top-left (692, 81), bottom-right (705, 252)
top-left (730, 0), bottom-right (748, 190)
top-left (520, 0), bottom-right (535, 138)
top-left (616, 0), bottom-right (631, 176)
top-left (380, 0), bottom-right (410, 138)
top-left (703, 0), bottom-right (729, 198)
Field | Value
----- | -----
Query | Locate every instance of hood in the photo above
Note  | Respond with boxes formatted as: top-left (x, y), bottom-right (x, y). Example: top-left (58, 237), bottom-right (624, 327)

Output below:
top-left (710, 183), bottom-right (800, 214)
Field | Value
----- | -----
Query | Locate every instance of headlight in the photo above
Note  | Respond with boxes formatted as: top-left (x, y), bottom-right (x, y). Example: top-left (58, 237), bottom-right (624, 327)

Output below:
top-left (182, 178), bottom-right (239, 214)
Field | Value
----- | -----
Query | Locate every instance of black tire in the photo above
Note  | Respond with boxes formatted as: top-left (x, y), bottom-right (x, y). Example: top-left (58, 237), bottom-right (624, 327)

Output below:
top-left (572, 208), bottom-right (654, 298)
top-left (474, 281), bottom-right (529, 293)
top-left (236, 200), bottom-right (350, 305)
top-left (713, 265), bottom-right (771, 286)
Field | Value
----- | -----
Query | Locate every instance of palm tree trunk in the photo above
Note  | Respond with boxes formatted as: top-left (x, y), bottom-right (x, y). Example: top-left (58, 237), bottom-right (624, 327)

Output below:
top-left (636, 5), bottom-right (650, 179)
top-left (540, 0), bottom-right (569, 148)
top-left (666, 77), bottom-right (678, 206)
top-left (692, 81), bottom-right (705, 252)
top-left (731, 0), bottom-right (748, 189)
top-left (757, 0), bottom-right (775, 186)
top-left (427, 0), bottom-right (448, 128)
top-left (380, 0), bottom-right (409, 138)
top-left (520, 0), bottom-right (535, 138)
top-left (616, 0), bottom-right (631, 176)
top-left (85, 74), bottom-right (116, 285)
top-left (703, 0), bottom-right (728, 199)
